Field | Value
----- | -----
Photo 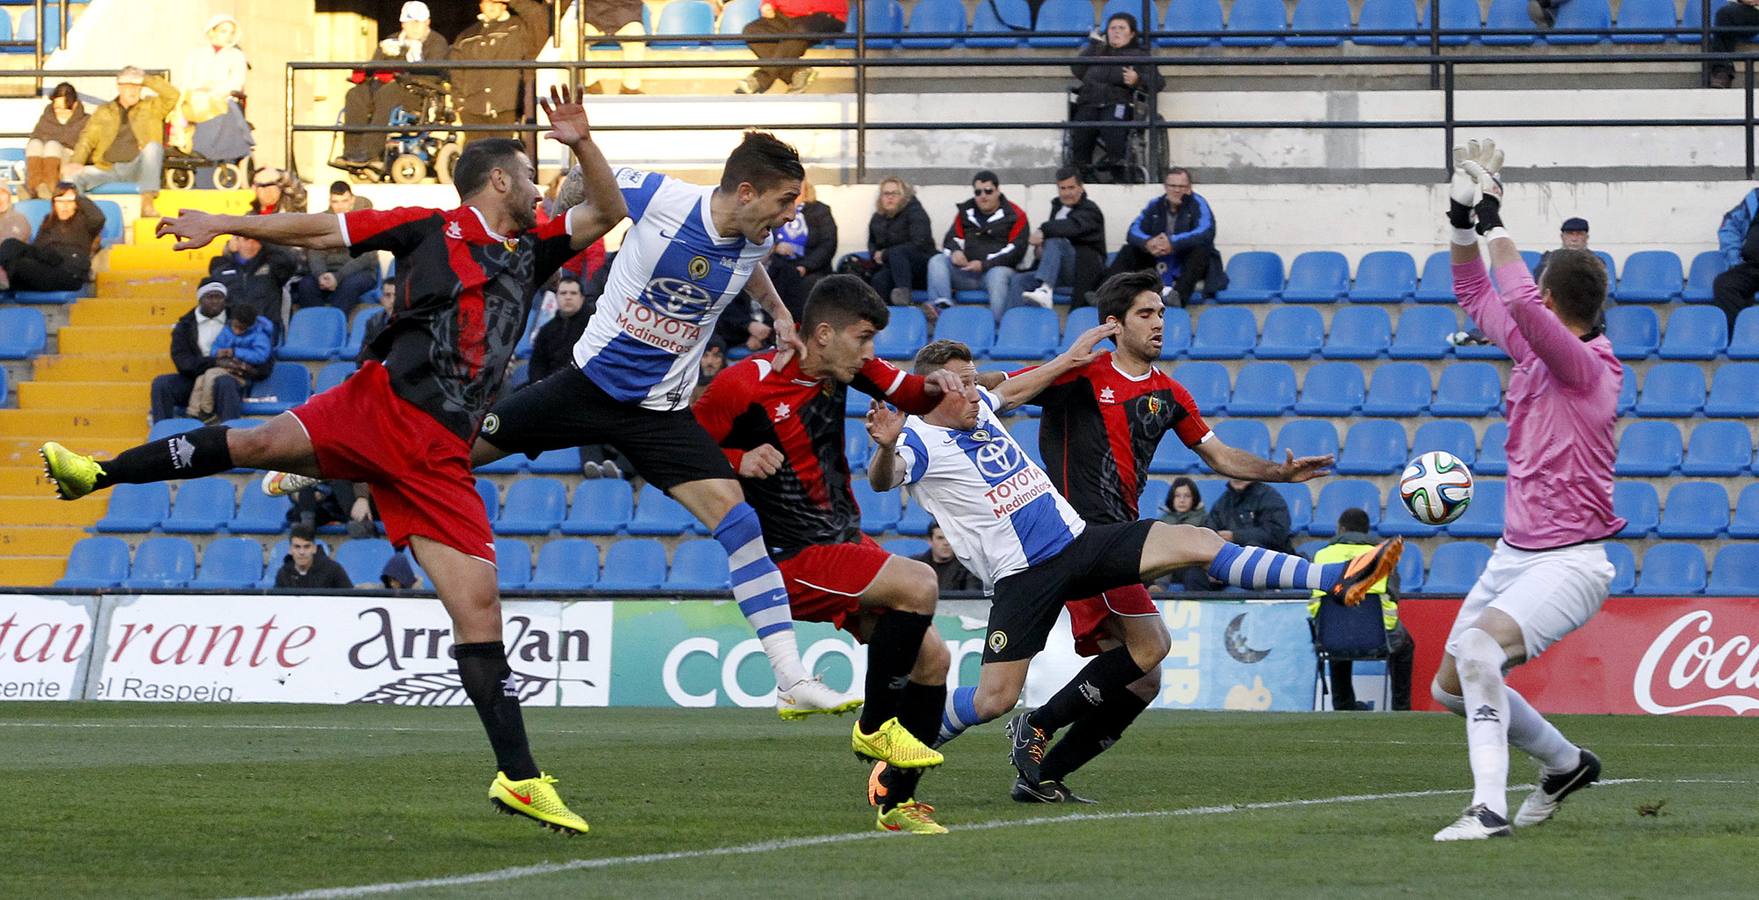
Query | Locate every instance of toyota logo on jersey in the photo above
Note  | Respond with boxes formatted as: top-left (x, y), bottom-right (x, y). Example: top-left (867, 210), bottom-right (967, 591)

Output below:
top-left (972, 436), bottom-right (1025, 480)
top-left (638, 276), bottom-right (717, 322)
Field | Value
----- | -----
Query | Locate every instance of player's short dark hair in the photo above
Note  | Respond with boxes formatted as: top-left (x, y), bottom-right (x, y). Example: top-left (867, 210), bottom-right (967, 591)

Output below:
top-left (913, 339), bottom-right (973, 375)
top-left (290, 523), bottom-right (317, 543)
top-left (556, 274), bottom-right (582, 291)
top-left (720, 131), bottom-right (804, 194)
top-left (1538, 248), bottom-right (1607, 330)
top-left (452, 138), bottom-right (527, 199)
top-left (1054, 166), bottom-right (1081, 184)
top-left (230, 305), bottom-right (259, 327)
top-left (1337, 507), bottom-right (1371, 535)
top-left (328, 180), bottom-right (352, 196)
top-left (803, 274), bottom-right (890, 333)
top-left (1094, 270), bottom-right (1162, 326)
top-left (1165, 166), bottom-right (1193, 183)
top-left (972, 170), bottom-right (999, 188)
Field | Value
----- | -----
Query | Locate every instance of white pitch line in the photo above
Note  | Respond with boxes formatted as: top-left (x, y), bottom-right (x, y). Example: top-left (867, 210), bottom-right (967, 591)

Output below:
top-left (238, 779), bottom-right (1675, 900)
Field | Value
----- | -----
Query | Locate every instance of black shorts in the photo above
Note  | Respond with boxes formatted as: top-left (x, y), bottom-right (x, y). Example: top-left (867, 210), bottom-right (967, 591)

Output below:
top-left (479, 366), bottom-right (736, 491)
top-left (982, 519), bottom-right (1156, 663)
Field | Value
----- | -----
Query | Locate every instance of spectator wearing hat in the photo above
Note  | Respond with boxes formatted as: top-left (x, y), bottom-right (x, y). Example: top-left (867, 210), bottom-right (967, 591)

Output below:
top-left (333, 1), bottom-right (451, 171)
top-left (65, 65), bottom-right (177, 217)
top-left (150, 281), bottom-right (241, 423)
top-left (452, 0), bottom-right (552, 146)
top-left (1532, 217), bottom-right (1592, 284)
top-left (274, 524), bottom-right (355, 589)
top-left (0, 181), bottom-right (103, 293)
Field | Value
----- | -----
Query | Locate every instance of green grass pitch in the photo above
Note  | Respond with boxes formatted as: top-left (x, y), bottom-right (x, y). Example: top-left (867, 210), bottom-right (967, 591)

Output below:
top-left (3, 703), bottom-right (1754, 898)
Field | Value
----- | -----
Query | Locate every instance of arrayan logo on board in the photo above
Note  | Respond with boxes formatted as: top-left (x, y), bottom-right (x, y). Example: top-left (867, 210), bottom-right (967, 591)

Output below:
top-left (1632, 610), bottom-right (1759, 716)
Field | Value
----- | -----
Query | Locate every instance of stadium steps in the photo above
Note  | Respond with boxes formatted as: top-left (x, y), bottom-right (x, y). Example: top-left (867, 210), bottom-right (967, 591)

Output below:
top-left (17, 380), bottom-right (151, 409)
top-left (68, 298), bottom-right (186, 327)
top-left (32, 353), bottom-right (171, 383)
top-left (49, 325), bottom-right (170, 356)
top-left (0, 556), bottom-right (68, 586)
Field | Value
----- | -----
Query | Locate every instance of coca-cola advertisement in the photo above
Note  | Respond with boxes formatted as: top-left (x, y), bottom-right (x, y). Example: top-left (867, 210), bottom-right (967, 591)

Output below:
top-left (1403, 597), bottom-right (1759, 716)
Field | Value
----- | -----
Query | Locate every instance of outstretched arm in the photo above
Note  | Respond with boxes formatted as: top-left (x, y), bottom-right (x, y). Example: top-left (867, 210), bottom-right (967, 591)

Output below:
top-left (543, 85), bottom-right (628, 250)
top-left (1195, 441), bottom-right (1331, 484)
top-left (991, 322), bottom-right (1118, 412)
top-left (157, 210), bottom-right (344, 251)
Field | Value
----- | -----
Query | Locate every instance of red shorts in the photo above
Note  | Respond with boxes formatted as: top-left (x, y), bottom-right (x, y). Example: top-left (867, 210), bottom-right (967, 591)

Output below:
top-left (290, 361), bottom-right (496, 565)
top-left (775, 536), bottom-right (894, 638)
top-left (1066, 583), bottom-right (1159, 657)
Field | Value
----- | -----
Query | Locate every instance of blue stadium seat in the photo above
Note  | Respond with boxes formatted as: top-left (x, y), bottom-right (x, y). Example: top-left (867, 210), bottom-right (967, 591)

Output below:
top-left (897, 496), bottom-right (933, 535)
top-left (495, 478), bottom-right (567, 535)
top-left (664, 539), bottom-right (732, 590)
top-left (1172, 361), bottom-right (1229, 414)
top-left (1227, 362), bottom-right (1296, 415)
top-left (1637, 544), bottom-right (1706, 594)
top-left (653, 0), bottom-right (716, 47)
top-left (1451, 314), bottom-right (1509, 362)
top-left (1728, 308), bottom-right (1759, 360)
top-left (628, 483), bottom-right (699, 535)
top-left (901, 0), bottom-right (966, 48)
top-left (1706, 544), bottom-right (1759, 595)
top-left (1418, 0), bottom-right (1479, 45)
top-left (598, 539), bottom-right (668, 590)
top-left (494, 540), bottom-right (532, 590)
top-left (875, 305), bottom-right (927, 359)
top-left (526, 539), bottom-right (600, 590)
top-left (1520, 249), bottom-right (1544, 274)
top-left (1281, 250), bottom-right (1350, 301)
top-left (1612, 0), bottom-right (1677, 44)
top-left (846, 386), bottom-right (873, 417)
top-left (1139, 479), bottom-right (1171, 520)
top-left (1057, 306), bottom-right (1099, 353)
top-left (1479, 0), bottom-right (1539, 44)
top-left (1029, 0), bottom-right (1094, 46)
top-left (968, 0), bottom-right (1032, 47)
top-left (935, 307), bottom-right (995, 358)
top-left (1593, 250), bottom-right (1619, 282)
top-left (1679, 0), bottom-right (1732, 42)
top-left (1286, 0), bottom-right (1350, 45)
top-left (1214, 251), bottom-right (1284, 302)
top-left (96, 483), bottom-right (171, 532)
top-left (1194, 478), bottom-right (1227, 508)
top-left (56, 536), bottom-right (131, 588)
top-left (161, 478), bottom-right (235, 534)
top-left (243, 363), bottom-right (312, 415)
top-left (1221, 0), bottom-right (1287, 45)
top-left (1387, 306), bottom-right (1455, 360)
top-left (1270, 482), bottom-right (1313, 533)
top-left (1335, 420), bottom-right (1407, 475)
top-left (1634, 363), bottom-right (1705, 417)
top-left (718, 0), bottom-right (763, 35)
top-left (1322, 306), bottom-right (1391, 359)
top-left (125, 537), bottom-right (197, 589)
top-left (1161, 0), bottom-right (1224, 45)
top-left (991, 307), bottom-right (1060, 358)
top-left (478, 479), bottom-right (503, 515)
top-left (1346, 250), bottom-right (1417, 301)
top-left (1294, 361), bottom-right (1365, 416)
top-left (1428, 362), bottom-right (1501, 416)
top-left (1274, 420), bottom-right (1339, 463)
top-left (1614, 250), bottom-right (1682, 302)
top-left (1396, 543), bottom-right (1425, 591)
top-left (1360, 361), bottom-right (1430, 416)
top-left (1445, 479), bottom-right (1504, 538)
top-left (342, 309), bottom-right (380, 359)
top-left (147, 417), bottom-right (203, 443)
top-left (1681, 421), bottom-right (1752, 476)
top-left (1412, 251), bottom-right (1456, 302)
top-left (1658, 306), bottom-right (1728, 360)
top-left (561, 478), bottom-right (634, 535)
top-left (1477, 422), bottom-right (1508, 475)
top-left (231, 486), bottom-right (290, 534)
top-left (1729, 484), bottom-right (1759, 538)
top-left (1310, 480), bottom-right (1381, 536)
top-left (279, 307), bottom-right (347, 360)
top-left (1618, 363), bottom-right (1637, 415)
top-left (1188, 308), bottom-right (1257, 359)
top-left (882, 537), bottom-right (930, 558)
top-left (1011, 419), bottom-right (1045, 468)
top-left (1683, 250), bottom-right (1727, 302)
top-left (1602, 542), bottom-right (1635, 593)
top-left (1158, 308), bottom-right (1192, 359)
top-left (1605, 306), bottom-right (1659, 360)
top-left (846, 418), bottom-right (874, 473)
top-left (193, 537), bottom-right (266, 589)
top-left (333, 538), bottom-right (392, 586)
top-left (0, 306), bottom-right (46, 358)
top-left (1410, 420), bottom-right (1476, 467)
top-left (833, 0), bottom-right (905, 48)
top-left (476, 450), bottom-right (524, 475)
top-left (1209, 419), bottom-right (1271, 464)
top-left (1658, 482), bottom-right (1730, 538)
top-left (1614, 481), bottom-right (1659, 537)
top-left (1614, 421), bottom-right (1683, 476)
top-left (854, 480), bottom-right (901, 533)
top-left (1425, 543), bottom-right (1492, 593)
top-left (1547, 0), bottom-right (1611, 43)
top-left (1254, 306), bottom-right (1324, 359)
top-left (1379, 485), bottom-right (1441, 538)
top-left (526, 448), bottom-right (582, 475)
top-left (313, 361), bottom-right (354, 394)
top-left (1150, 433), bottom-right (1202, 473)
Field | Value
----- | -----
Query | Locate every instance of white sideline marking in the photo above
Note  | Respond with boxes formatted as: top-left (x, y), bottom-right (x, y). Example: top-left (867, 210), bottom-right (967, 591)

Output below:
top-left (239, 779), bottom-right (1678, 900)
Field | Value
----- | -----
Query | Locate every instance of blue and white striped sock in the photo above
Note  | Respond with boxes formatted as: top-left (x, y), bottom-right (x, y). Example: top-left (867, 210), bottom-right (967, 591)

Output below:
top-left (937, 685), bottom-right (983, 747)
top-left (1206, 541), bottom-right (1345, 592)
top-left (714, 503), bottom-right (805, 687)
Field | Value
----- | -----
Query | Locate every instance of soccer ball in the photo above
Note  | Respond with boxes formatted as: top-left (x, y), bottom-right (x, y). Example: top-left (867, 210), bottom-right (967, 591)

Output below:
top-left (1399, 451), bottom-right (1474, 525)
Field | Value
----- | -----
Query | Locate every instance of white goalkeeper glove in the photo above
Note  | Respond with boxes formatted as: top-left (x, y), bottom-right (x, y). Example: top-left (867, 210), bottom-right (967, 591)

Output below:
top-left (1448, 139), bottom-right (1506, 232)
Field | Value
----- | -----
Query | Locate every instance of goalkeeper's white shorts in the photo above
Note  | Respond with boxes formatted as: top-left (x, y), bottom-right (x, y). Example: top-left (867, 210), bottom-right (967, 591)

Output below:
top-left (1444, 540), bottom-right (1614, 661)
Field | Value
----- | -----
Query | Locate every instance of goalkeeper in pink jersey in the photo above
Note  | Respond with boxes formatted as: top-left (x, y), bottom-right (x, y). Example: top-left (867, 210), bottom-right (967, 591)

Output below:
top-left (1431, 141), bottom-right (1626, 843)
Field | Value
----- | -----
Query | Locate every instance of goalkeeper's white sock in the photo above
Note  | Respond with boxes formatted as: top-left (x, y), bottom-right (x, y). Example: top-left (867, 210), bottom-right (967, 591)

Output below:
top-left (1505, 686), bottom-right (1580, 773)
top-left (1456, 627), bottom-right (1510, 817)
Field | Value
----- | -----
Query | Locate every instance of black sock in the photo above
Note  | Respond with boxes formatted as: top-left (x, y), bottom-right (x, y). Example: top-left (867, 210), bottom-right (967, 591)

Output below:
top-left (1039, 690), bottom-right (1150, 783)
top-left (878, 680), bottom-right (947, 811)
top-left (93, 426), bottom-right (233, 490)
top-left (1028, 647), bottom-right (1146, 735)
top-left (455, 641), bottom-right (540, 780)
top-left (858, 611), bottom-right (933, 734)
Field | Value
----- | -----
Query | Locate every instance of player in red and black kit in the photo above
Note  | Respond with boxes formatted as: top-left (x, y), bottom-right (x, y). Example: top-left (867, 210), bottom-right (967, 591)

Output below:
top-left (995, 270), bottom-right (1335, 803)
top-left (694, 276), bottom-right (972, 833)
top-left (39, 88), bottom-right (622, 836)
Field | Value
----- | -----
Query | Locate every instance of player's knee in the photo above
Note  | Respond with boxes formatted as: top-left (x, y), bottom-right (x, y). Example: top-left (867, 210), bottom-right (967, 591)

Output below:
top-left (894, 563), bottom-right (940, 615)
top-left (1126, 624), bottom-right (1170, 670)
top-left (1430, 678), bottom-right (1466, 716)
top-left (1127, 665), bottom-right (1162, 703)
top-left (1455, 628), bottom-right (1503, 685)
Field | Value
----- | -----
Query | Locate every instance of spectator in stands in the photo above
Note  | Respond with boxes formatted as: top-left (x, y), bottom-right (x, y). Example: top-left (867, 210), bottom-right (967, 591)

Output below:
top-left (0, 182), bottom-right (103, 293)
top-left (177, 14), bottom-right (251, 161)
top-left (248, 168), bottom-right (307, 215)
top-left (381, 552), bottom-right (423, 590)
top-left (916, 521), bottom-right (983, 592)
top-left (0, 185), bottom-right (29, 245)
top-left (150, 281), bottom-right (238, 423)
top-left (867, 176), bottom-right (936, 308)
top-left (333, 1), bottom-right (451, 172)
top-left (66, 66), bottom-right (177, 218)
top-left (736, 0), bottom-right (847, 95)
top-left (582, 0), bottom-right (646, 95)
top-left (1017, 166), bottom-right (1106, 309)
top-left (291, 183), bottom-right (379, 312)
top-left (1157, 476), bottom-right (1210, 591)
top-left (691, 335), bottom-right (729, 404)
top-left (771, 178), bottom-right (838, 306)
top-left (25, 82), bottom-right (86, 200)
top-left (1068, 13), bottom-right (1164, 185)
top-left (452, 0), bottom-right (552, 146)
top-left (288, 479), bottom-right (377, 538)
top-left (361, 279), bottom-right (397, 347)
top-left (188, 305), bottom-right (272, 420)
top-left (273, 524), bottom-right (355, 589)
top-left (1714, 186), bottom-right (1759, 330)
top-left (1107, 167), bottom-right (1223, 307)
top-left (1309, 508), bottom-right (1414, 711)
top-left (207, 234), bottom-right (300, 334)
top-left (528, 275), bottom-right (591, 382)
top-left (1532, 216), bottom-right (1591, 283)
top-left (1706, 0), bottom-right (1759, 89)
top-left (329, 181), bottom-right (372, 213)
top-left (716, 289), bottom-right (776, 355)
top-left (927, 169), bottom-right (1030, 322)
top-left (1196, 478), bottom-right (1293, 590)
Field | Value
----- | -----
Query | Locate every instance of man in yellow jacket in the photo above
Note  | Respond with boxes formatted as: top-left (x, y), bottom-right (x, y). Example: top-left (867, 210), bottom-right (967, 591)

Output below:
top-left (1309, 508), bottom-right (1416, 710)
top-left (66, 66), bottom-right (178, 217)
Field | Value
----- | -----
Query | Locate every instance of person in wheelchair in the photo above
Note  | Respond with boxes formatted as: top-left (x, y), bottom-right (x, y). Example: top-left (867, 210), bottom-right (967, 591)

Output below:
top-left (332, 1), bottom-right (451, 173)
top-left (1066, 12), bottom-right (1163, 185)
